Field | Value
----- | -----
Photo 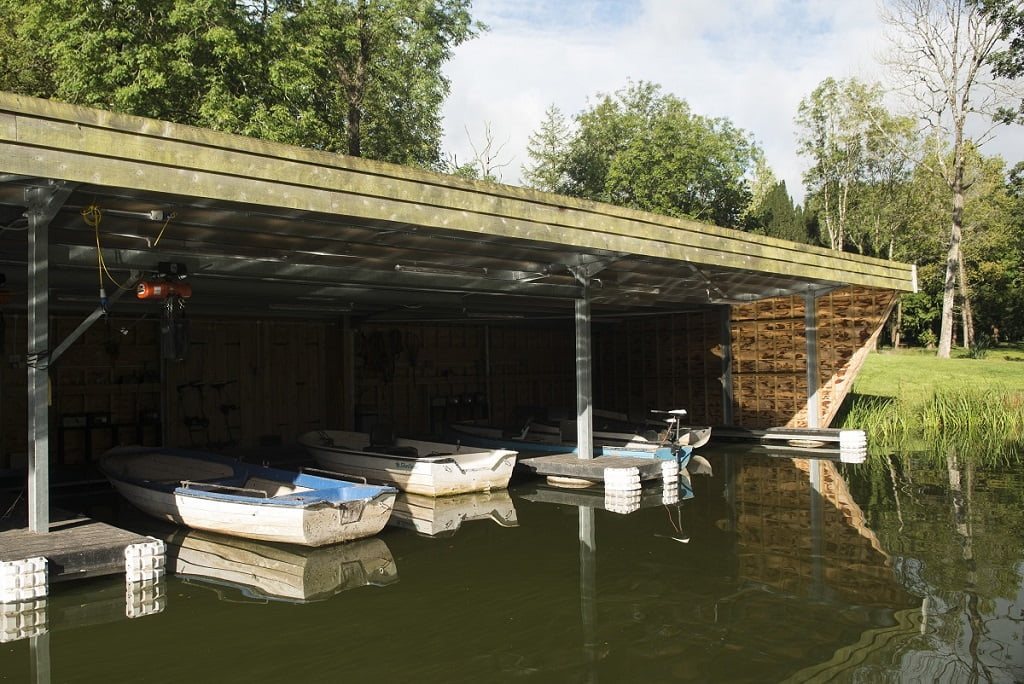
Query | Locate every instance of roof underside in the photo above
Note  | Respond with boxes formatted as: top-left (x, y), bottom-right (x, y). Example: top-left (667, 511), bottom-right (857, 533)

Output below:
top-left (0, 93), bottom-right (916, 324)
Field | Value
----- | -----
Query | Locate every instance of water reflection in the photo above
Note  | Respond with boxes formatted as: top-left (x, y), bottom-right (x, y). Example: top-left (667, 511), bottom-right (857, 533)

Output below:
top-left (1, 446), bottom-right (1021, 682)
top-left (389, 490), bottom-right (518, 537)
top-left (165, 530), bottom-right (397, 603)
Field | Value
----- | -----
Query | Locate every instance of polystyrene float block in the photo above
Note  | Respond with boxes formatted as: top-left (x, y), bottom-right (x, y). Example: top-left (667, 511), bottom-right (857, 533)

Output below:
top-left (0, 599), bottom-right (47, 642)
top-left (124, 538), bottom-right (166, 583)
top-left (126, 577), bottom-right (166, 619)
top-left (0, 557), bottom-right (48, 603)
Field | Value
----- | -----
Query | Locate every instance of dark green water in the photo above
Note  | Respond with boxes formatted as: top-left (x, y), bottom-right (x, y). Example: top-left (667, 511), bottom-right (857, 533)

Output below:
top-left (2, 446), bottom-right (1022, 683)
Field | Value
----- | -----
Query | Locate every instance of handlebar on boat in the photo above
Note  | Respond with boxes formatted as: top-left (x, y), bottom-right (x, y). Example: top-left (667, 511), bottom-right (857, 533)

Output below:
top-left (179, 481), bottom-right (269, 498)
top-left (299, 466), bottom-right (369, 485)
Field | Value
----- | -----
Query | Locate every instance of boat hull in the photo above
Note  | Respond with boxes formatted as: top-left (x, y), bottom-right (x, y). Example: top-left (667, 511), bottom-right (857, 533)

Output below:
top-left (299, 430), bottom-right (517, 497)
top-left (100, 447), bottom-right (396, 547)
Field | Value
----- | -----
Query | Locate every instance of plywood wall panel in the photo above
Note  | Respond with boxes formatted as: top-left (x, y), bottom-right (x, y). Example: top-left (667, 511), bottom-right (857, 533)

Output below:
top-left (729, 286), bottom-right (896, 428)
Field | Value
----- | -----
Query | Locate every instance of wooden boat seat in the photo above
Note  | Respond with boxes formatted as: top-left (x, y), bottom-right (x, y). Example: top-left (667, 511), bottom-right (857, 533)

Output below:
top-left (365, 423), bottom-right (419, 458)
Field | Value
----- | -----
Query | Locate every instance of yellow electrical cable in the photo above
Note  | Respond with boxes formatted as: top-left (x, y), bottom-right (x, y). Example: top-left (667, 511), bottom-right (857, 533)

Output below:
top-left (82, 203), bottom-right (129, 291)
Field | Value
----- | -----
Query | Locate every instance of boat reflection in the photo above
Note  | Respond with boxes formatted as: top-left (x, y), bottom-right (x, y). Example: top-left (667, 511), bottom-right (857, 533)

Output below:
top-left (164, 529), bottom-right (397, 603)
top-left (515, 477), bottom-right (689, 514)
top-left (389, 490), bottom-right (518, 537)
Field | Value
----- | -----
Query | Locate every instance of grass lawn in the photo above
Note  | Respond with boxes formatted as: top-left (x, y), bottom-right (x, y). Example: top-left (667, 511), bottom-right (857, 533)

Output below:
top-left (852, 343), bottom-right (1024, 402)
top-left (843, 344), bottom-right (1024, 459)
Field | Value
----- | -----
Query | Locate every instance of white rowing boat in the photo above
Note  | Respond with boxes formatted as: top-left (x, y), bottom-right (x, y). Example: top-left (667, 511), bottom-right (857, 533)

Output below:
top-left (99, 446), bottom-right (396, 547)
top-left (299, 427), bottom-right (517, 497)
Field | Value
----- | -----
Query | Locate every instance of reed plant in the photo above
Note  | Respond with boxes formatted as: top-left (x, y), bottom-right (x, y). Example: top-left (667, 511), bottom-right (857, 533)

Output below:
top-left (839, 343), bottom-right (1024, 464)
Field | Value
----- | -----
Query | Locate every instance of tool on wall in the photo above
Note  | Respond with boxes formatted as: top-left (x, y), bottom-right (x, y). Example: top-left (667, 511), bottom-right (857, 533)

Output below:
top-left (209, 380), bottom-right (240, 448)
top-left (176, 381), bottom-right (210, 447)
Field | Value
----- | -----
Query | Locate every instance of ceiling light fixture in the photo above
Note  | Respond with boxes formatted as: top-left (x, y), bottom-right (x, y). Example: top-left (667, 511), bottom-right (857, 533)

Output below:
top-left (394, 263), bottom-right (488, 277)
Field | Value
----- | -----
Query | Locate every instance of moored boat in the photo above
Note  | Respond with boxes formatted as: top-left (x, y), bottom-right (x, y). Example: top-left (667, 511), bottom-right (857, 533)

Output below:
top-left (299, 427), bottom-right (518, 497)
top-left (448, 408), bottom-right (712, 454)
top-left (99, 446), bottom-right (397, 547)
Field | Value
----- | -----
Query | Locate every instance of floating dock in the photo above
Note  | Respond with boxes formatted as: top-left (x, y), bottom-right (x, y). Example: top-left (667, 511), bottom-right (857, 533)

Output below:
top-left (1, 500), bottom-right (164, 602)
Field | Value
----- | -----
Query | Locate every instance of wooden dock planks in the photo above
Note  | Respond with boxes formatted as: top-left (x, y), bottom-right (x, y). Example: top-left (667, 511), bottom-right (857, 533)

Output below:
top-left (1, 505), bottom-right (153, 582)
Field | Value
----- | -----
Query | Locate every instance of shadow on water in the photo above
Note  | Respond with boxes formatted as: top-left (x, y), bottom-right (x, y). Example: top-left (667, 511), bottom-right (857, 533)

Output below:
top-left (2, 444), bottom-right (1022, 682)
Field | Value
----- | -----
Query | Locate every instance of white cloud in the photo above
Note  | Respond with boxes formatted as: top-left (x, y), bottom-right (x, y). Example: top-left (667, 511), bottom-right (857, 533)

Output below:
top-left (442, 0), bottom-right (1024, 205)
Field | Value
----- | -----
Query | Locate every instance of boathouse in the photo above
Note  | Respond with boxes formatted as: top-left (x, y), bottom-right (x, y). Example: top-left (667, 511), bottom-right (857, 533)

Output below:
top-left (0, 92), bottom-right (916, 533)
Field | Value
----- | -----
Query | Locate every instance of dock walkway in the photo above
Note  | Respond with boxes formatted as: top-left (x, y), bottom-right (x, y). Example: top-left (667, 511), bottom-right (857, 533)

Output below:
top-left (1, 495), bottom-right (163, 601)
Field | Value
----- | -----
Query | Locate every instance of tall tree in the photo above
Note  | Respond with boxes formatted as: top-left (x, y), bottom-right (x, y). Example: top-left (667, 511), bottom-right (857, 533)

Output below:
top-left (276, 0), bottom-right (480, 165)
top-left (745, 181), bottom-right (810, 243)
top-left (796, 77), bottom-right (913, 251)
top-left (521, 105), bottom-right (571, 192)
top-left (524, 81), bottom-right (764, 227)
top-left (893, 145), bottom-right (1018, 346)
top-left (880, 0), bottom-right (1010, 357)
top-left (440, 122), bottom-right (511, 181)
top-left (973, 0), bottom-right (1024, 122)
top-left (845, 114), bottom-right (921, 259)
top-left (0, 0), bottom-right (481, 167)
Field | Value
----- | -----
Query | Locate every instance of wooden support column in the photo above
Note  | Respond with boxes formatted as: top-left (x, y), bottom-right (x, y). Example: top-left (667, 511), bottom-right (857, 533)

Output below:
top-left (804, 291), bottom-right (820, 429)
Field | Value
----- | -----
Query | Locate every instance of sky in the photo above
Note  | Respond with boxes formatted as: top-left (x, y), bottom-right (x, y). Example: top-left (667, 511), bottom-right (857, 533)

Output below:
top-left (441, 0), bottom-right (1024, 205)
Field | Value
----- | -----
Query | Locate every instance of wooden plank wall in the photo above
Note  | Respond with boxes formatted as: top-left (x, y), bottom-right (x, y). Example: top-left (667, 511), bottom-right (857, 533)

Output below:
top-left (161, 319), bottom-right (334, 449)
top-left (352, 322), bottom-right (577, 436)
top-left (729, 285), bottom-right (896, 428)
top-left (0, 284), bottom-right (896, 468)
top-left (49, 315), bottom-right (162, 465)
top-left (1, 312), bottom-right (27, 467)
top-left (353, 310), bottom-right (725, 436)
top-left (2, 316), bottom-right (339, 465)
top-left (593, 309), bottom-right (726, 425)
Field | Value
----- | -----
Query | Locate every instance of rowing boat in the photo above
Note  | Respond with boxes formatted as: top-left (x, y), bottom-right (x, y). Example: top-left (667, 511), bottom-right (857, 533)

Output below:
top-left (99, 446), bottom-right (396, 547)
top-left (299, 427), bottom-right (517, 497)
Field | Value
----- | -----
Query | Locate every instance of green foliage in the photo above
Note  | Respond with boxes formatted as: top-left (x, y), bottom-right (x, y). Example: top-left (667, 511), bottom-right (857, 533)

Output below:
top-left (892, 146), bottom-right (1024, 344)
top-left (743, 180), bottom-right (811, 242)
top-left (521, 105), bottom-right (570, 192)
top-left (975, 0), bottom-right (1024, 122)
top-left (523, 81), bottom-right (763, 227)
top-left (0, 0), bottom-right (482, 167)
top-left (795, 77), bottom-right (917, 252)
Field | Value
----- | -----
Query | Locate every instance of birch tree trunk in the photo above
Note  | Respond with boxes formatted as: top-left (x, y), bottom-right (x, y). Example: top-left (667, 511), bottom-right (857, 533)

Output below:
top-left (957, 248), bottom-right (975, 349)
